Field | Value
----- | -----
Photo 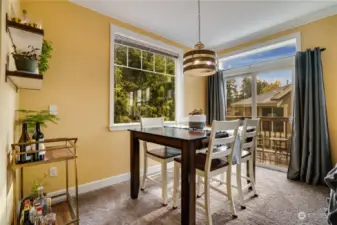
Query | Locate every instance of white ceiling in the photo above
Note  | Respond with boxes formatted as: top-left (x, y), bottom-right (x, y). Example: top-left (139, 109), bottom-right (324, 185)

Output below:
top-left (71, 0), bottom-right (337, 50)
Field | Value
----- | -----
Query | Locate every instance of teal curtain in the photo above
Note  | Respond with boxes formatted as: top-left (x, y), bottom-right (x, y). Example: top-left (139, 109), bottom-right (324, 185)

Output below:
top-left (287, 48), bottom-right (332, 184)
top-left (206, 71), bottom-right (225, 125)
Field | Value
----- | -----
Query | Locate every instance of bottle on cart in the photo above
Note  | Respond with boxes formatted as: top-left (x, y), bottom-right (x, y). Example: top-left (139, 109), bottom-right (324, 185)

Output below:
top-left (18, 121), bottom-right (32, 163)
top-left (46, 197), bottom-right (52, 214)
top-left (23, 209), bottom-right (33, 225)
top-left (32, 122), bottom-right (45, 161)
top-left (36, 186), bottom-right (45, 207)
top-left (29, 205), bottom-right (36, 224)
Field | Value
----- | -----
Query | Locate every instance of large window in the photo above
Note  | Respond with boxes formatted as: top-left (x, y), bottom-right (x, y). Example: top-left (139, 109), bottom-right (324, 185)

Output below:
top-left (222, 34), bottom-right (298, 168)
top-left (110, 26), bottom-right (183, 130)
top-left (114, 40), bottom-right (176, 124)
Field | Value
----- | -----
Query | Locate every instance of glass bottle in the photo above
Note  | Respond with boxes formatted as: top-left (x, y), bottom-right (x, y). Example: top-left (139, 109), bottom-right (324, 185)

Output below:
top-left (23, 209), bottom-right (32, 225)
top-left (32, 122), bottom-right (45, 161)
top-left (46, 197), bottom-right (52, 214)
top-left (19, 122), bottom-right (32, 163)
top-left (36, 186), bottom-right (45, 207)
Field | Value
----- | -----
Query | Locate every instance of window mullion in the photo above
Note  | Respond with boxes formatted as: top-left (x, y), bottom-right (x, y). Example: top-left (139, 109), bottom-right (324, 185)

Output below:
top-left (126, 46), bottom-right (129, 67)
top-left (164, 56), bottom-right (167, 74)
top-left (141, 50), bottom-right (143, 70)
top-left (153, 54), bottom-right (155, 72)
top-left (251, 73), bottom-right (257, 119)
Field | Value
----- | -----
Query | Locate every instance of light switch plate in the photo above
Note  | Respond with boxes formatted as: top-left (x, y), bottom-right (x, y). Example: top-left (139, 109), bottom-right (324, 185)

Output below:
top-left (49, 105), bottom-right (57, 115)
top-left (50, 167), bottom-right (57, 177)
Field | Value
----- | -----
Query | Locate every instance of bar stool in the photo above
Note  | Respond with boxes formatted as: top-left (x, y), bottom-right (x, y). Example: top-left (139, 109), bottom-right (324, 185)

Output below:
top-left (235, 118), bottom-right (259, 209)
top-left (172, 120), bottom-right (240, 225)
top-left (140, 117), bottom-right (181, 206)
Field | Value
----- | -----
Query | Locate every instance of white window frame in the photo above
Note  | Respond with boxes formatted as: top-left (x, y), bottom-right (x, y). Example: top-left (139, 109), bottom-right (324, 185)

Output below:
top-left (220, 32), bottom-right (301, 120)
top-left (109, 24), bottom-right (184, 131)
top-left (218, 32), bottom-right (301, 63)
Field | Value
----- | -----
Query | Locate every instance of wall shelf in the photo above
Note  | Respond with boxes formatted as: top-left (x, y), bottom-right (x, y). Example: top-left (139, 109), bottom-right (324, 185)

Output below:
top-left (5, 13), bottom-right (44, 91)
top-left (6, 14), bottom-right (44, 36)
top-left (6, 70), bottom-right (43, 91)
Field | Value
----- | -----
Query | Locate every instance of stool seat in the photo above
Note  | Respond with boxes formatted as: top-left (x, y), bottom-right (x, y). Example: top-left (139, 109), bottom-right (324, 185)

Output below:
top-left (147, 147), bottom-right (181, 159)
top-left (174, 153), bottom-right (228, 171)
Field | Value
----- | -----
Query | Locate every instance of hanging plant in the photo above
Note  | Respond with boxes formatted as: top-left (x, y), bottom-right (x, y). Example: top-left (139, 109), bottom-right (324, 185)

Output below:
top-left (39, 39), bottom-right (53, 75)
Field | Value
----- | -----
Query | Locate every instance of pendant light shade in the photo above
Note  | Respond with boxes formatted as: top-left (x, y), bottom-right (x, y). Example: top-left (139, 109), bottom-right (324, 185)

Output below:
top-left (183, 43), bottom-right (216, 76)
top-left (183, 0), bottom-right (217, 76)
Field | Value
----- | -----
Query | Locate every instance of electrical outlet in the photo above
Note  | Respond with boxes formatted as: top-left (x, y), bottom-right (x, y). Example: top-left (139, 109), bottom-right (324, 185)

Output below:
top-left (50, 167), bottom-right (57, 177)
top-left (49, 105), bottom-right (57, 115)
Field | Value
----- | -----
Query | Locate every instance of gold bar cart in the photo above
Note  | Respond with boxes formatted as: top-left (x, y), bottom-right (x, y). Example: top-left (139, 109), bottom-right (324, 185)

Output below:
top-left (11, 138), bottom-right (79, 225)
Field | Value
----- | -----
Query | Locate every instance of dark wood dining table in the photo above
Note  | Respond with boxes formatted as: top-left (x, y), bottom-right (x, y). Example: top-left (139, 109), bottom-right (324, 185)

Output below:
top-left (128, 126), bottom-right (255, 225)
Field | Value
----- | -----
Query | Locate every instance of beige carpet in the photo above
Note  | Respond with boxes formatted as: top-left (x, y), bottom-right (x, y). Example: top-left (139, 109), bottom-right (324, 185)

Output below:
top-left (78, 167), bottom-right (329, 225)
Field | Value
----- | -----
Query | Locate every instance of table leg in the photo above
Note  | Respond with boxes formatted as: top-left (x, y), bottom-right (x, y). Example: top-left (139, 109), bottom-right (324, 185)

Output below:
top-left (130, 132), bottom-right (140, 199)
top-left (181, 140), bottom-right (196, 225)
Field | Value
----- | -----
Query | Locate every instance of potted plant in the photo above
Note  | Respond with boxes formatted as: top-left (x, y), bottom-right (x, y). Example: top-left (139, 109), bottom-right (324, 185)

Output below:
top-left (31, 172), bottom-right (49, 199)
top-left (16, 109), bottom-right (60, 134)
top-left (188, 109), bottom-right (206, 129)
top-left (39, 40), bottom-right (53, 75)
top-left (12, 45), bottom-right (39, 73)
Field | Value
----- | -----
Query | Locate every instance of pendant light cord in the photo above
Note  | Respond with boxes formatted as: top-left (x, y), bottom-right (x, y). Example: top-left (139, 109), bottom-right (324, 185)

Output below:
top-left (198, 0), bottom-right (201, 43)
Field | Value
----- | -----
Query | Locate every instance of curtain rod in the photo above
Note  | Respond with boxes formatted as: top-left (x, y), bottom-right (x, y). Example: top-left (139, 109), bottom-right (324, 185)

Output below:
top-left (321, 48), bottom-right (326, 52)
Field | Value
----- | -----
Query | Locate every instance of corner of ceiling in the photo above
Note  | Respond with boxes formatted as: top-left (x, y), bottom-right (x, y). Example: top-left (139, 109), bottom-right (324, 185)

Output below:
top-left (214, 4), bottom-right (337, 53)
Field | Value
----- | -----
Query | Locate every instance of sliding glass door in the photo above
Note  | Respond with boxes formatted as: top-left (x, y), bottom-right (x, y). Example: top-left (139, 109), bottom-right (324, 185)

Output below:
top-left (220, 36), bottom-right (299, 171)
top-left (225, 68), bottom-right (294, 170)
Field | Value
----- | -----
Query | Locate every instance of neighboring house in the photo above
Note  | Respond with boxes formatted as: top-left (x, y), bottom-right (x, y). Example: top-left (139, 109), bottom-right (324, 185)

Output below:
top-left (228, 84), bottom-right (292, 118)
top-left (227, 85), bottom-right (292, 134)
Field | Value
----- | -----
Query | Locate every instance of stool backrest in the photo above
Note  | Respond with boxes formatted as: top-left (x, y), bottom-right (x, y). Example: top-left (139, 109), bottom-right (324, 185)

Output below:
top-left (140, 117), bottom-right (164, 151)
top-left (140, 117), bottom-right (164, 128)
top-left (206, 120), bottom-right (240, 173)
top-left (240, 119), bottom-right (260, 158)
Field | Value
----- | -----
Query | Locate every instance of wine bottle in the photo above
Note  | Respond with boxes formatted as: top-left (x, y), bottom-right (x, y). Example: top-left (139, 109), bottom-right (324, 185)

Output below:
top-left (23, 209), bottom-right (32, 225)
top-left (18, 122), bottom-right (32, 163)
top-left (46, 197), bottom-right (52, 214)
top-left (32, 122), bottom-right (45, 161)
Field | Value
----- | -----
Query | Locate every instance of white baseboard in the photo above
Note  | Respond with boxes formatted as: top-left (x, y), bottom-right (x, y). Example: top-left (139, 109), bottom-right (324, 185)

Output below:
top-left (48, 162), bottom-right (173, 203)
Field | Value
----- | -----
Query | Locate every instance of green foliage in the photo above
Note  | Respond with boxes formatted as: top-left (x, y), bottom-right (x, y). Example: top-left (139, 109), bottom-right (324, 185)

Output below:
top-left (12, 45), bottom-right (39, 60)
top-left (114, 45), bottom-right (175, 123)
top-left (189, 109), bottom-right (204, 115)
top-left (261, 80), bottom-right (281, 93)
top-left (155, 55), bottom-right (165, 73)
top-left (227, 77), bottom-right (283, 104)
top-left (114, 44), bottom-right (127, 66)
top-left (39, 40), bottom-right (53, 75)
top-left (31, 172), bottom-right (49, 198)
top-left (16, 109), bottom-right (60, 133)
top-left (227, 77), bottom-right (273, 104)
top-left (142, 52), bottom-right (154, 71)
top-left (226, 79), bottom-right (238, 105)
top-left (128, 48), bottom-right (141, 68)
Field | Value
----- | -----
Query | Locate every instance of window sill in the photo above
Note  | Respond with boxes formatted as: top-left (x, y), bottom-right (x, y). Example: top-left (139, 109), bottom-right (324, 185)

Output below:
top-left (109, 121), bottom-right (176, 131)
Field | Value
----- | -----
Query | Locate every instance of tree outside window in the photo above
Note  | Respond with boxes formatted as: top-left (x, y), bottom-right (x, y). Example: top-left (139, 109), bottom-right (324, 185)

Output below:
top-left (114, 44), bottom-right (175, 124)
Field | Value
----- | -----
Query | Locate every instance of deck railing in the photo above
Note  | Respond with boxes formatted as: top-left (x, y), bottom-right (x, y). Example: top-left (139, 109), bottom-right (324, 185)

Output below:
top-left (226, 116), bottom-right (291, 167)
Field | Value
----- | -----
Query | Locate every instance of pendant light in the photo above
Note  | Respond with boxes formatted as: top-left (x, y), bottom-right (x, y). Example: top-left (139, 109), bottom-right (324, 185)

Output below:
top-left (183, 0), bottom-right (217, 76)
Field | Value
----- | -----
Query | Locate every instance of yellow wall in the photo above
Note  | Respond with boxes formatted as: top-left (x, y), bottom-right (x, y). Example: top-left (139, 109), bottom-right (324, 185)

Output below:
top-left (0, 0), bottom-right (20, 224)
top-left (19, 0), bottom-right (206, 195)
top-left (219, 14), bottom-right (337, 163)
